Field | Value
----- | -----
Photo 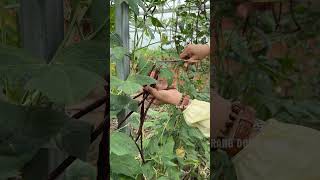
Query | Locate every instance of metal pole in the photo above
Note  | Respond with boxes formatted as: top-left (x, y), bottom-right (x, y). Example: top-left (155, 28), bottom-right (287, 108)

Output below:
top-left (115, 2), bottom-right (130, 133)
top-left (19, 0), bottom-right (66, 179)
top-left (115, 3), bottom-right (130, 80)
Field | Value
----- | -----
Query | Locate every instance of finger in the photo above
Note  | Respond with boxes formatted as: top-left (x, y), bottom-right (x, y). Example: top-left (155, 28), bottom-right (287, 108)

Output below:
top-left (184, 62), bottom-right (189, 68)
top-left (155, 78), bottom-right (168, 90)
top-left (180, 51), bottom-right (190, 60)
top-left (179, 45), bottom-right (190, 59)
top-left (149, 70), bottom-right (157, 78)
top-left (153, 99), bottom-right (162, 105)
top-left (183, 57), bottom-right (198, 64)
top-left (144, 86), bottom-right (161, 99)
top-left (146, 94), bottom-right (154, 101)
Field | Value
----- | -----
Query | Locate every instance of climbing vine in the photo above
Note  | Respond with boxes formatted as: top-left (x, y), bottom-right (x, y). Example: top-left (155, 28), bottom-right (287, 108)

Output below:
top-left (110, 0), bottom-right (210, 179)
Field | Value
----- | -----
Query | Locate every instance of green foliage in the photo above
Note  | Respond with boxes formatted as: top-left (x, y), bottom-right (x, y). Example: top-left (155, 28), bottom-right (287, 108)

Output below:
top-left (0, 0), bottom-right (107, 178)
top-left (111, 132), bottom-right (139, 156)
top-left (215, 1), bottom-right (320, 129)
top-left (110, 55), bottom-right (210, 179)
top-left (0, 101), bottom-right (69, 179)
top-left (26, 65), bottom-right (104, 105)
top-left (0, 40), bottom-right (106, 105)
top-left (110, 0), bottom-right (210, 179)
top-left (65, 160), bottom-right (97, 180)
top-left (0, 2), bottom-right (20, 47)
top-left (55, 120), bottom-right (93, 161)
top-left (0, 28), bottom-right (106, 180)
top-left (54, 41), bottom-right (106, 76)
top-left (212, 150), bottom-right (237, 180)
top-left (110, 153), bottom-right (142, 178)
top-left (213, 1), bottom-right (320, 178)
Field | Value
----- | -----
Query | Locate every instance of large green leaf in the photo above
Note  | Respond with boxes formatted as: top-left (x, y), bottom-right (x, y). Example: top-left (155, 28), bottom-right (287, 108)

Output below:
top-left (65, 159), bottom-right (96, 180)
top-left (0, 44), bottom-right (45, 83)
top-left (53, 41), bottom-right (106, 76)
top-left (127, 74), bottom-right (157, 86)
top-left (0, 101), bottom-right (69, 179)
top-left (26, 65), bottom-right (104, 105)
top-left (111, 46), bottom-right (127, 62)
top-left (110, 76), bottom-right (124, 89)
top-left (137, 57), bottom-right (153, 76)
top-left (141, 162), bottom-right (155, 180)
top-left (110, 94), bottom-right (138, 114)
top-left (55, 120), bottom-right (93, 161)
top-left (161, 136), bottom-right (175, 162)
top-left (110, 153), bottom-right (141, 178)
top-left (118, 81), bottom-right (142, 95)
top-left (110, 132), bottom-right (139, 156)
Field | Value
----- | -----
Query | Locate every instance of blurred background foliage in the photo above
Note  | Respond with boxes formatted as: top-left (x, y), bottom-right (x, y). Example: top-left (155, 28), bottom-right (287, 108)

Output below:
top-left (213, 0), bottom-right (320, 130)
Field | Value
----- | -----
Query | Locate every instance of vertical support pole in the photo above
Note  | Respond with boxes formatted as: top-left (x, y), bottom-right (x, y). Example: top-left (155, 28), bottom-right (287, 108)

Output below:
top-left (20, 0), bottom-right (64, 62)
top-left (19, 0), bottom-right (65, 179)
top-left (115, 2), bottom-right (130, 133)
top-left (115, 2), bottom-right (130, 79)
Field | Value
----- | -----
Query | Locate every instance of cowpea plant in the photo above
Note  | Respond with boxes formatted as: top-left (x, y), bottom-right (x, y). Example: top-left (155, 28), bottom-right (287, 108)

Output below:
top-left (0, 39), bottom-right (107, 179)
top-left (0, 0), bottom-right (109, 179)
top-left (110, 40), bottom-right (210, 179)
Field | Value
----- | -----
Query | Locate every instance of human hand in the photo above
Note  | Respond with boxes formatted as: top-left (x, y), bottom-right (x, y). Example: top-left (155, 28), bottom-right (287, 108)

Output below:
top-left (144, 86), bottom-right (182, 106)
top-left (149, 70), bottom-right (177, 90)
top-left (179, 44), bottom-right (210, 66)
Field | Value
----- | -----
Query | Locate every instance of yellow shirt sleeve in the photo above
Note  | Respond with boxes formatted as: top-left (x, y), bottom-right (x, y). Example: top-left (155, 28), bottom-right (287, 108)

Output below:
top-left (182, 99), bottom-right (210, 138)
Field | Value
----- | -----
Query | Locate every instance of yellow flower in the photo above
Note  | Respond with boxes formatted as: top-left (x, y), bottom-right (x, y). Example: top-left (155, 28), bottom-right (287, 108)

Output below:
top-left (176, 146), bottom-right (185, 158)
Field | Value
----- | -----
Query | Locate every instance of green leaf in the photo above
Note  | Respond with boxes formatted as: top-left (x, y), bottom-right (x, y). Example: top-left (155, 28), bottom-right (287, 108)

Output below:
top-left (56, 120), bottom-right (92, 161)
top-left (111, 76), bottom-right (124, 89)
top-left (141, 162), bottom-right (155, 180)
top-left (66, 159), bottom-right (96, 180)
top-left (159, 68), bottom-right (174, 86)
top-left (110, 153), bottom-right (141, 178)
top-left (229, 34), bottom-right (253, 64)
top-left (0, 44), bottom-right (45, 82)
top-left (112, 46), bottom-right (127, 62)
top-left (127, 0), bottom-right (139, 15)
top-left (127, 74), bottom-right (157, 86)
top-left (150, 17), bottom-right (164, 28)
top-left (118, 81), bottom-right (142, 95)
top-left (110, 94), bottom-right (139, 113)
top-left (0, 156), bottom-right (25, 179)
top-left (110, 132), bottom-right (139, 156)
top-left (54, 41), bottom-right (106, 76)
top-left (137, 57), bottom-right (153, 76)
top-left (0, 101), bottom-right (69, 178)
top-left (162, 136), bottom-right (175, 160)
top-left (212, 150), bottom-right (237, 180)
top-left (145, 26), bottom-right (155, 39)
top-left (26, 65), bottom-right (104, 105)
